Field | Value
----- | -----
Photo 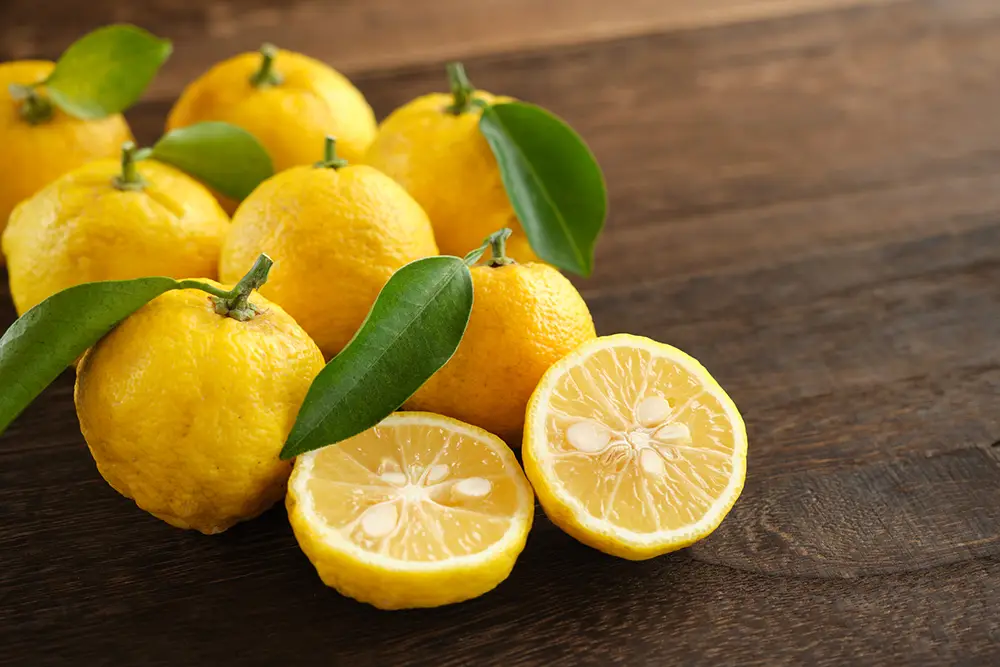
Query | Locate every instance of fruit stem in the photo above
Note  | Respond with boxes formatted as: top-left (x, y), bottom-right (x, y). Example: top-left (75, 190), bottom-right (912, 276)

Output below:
top-left (486, 228), bottom-right (516, 267)
top-left (192, 253), bottom-right (274, 321)
top-left (314, 136), bottom-right (349, 169)
top-left (463, 228), bottom-right (516, 267)
top-left (249, 43), bottom-right (283, 88)
top-left (446, 62), bottom-right (476, 115)
top-left (9, 83), bottom-right (53, 125)
top-left (112, 142), bottom-right (147, 192)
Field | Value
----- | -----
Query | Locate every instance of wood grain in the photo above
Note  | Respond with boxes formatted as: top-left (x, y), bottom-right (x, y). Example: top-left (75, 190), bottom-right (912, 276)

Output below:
top-left (692, 446), bottom-right (1000, 577)
top-left (3, 0), bottom-right (1000, 664)
top-left (1, 0), bottom-right (901, 101)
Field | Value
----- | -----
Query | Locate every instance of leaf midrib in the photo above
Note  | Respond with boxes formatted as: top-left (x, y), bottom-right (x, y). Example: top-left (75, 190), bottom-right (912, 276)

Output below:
top-left (485, 106), bottom-right (587, 271)
top-left (286, 260), bottom-right (464, 451)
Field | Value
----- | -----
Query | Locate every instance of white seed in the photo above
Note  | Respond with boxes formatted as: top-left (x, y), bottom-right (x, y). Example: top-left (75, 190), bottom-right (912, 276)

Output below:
top-left (566, 421), bottom-right (611, 453)
top-left (379, 471), bottom-right (408, 486)
top-left (627, 430), bottom-right (651, 447)
top-left (640, 448), bottom-right (666, 476)
top-left (658, 447), bottom-right (678, 461)
top-left (360, 503), bottom-right (398, 538)
top-left (454, 477), bottom-right (492, 498)
top-left (654, 422), bottom-right (692, 443)
top-left (635, 395), bottom-right (672, 428)
top-left (426, 464), bottom-right (450, 484)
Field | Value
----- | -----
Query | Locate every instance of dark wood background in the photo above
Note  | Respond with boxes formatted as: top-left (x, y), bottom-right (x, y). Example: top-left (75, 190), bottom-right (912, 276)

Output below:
top-left (3, 0), bottom-right (1000, 664)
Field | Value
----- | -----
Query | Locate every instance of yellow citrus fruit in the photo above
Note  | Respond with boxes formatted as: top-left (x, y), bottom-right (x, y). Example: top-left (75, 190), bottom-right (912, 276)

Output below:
top-left (523, 334), bottom-right (748, 560)
top-left (167, 46), bottom-right (376, 175)
top-left (220, 144), bottom-right (439, 358)
top-left (0, 61), bottom-right (132, 259)
top-left (75, 281), bottom-right (324, 534)
top-left (405, 243), bottom-right (595, 443)
top-left (2, 152), bottom-right (229, 316)
top-left (286, 412), bottom-right (534, 609)
top-left (364, 86), bottom-right (540, 263)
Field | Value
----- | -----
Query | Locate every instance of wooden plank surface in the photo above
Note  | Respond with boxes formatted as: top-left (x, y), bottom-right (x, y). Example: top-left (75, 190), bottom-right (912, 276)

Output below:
top-left (1, 0), bottom-right (901, 99)
top-left (3, 0), bottom-right (1000, 664)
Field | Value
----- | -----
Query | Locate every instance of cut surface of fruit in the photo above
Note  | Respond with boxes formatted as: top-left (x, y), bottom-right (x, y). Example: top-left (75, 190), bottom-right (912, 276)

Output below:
top-left (286, 412), bottom-right (534, 609)
top-left (523, 334), bottom-right (747, 560)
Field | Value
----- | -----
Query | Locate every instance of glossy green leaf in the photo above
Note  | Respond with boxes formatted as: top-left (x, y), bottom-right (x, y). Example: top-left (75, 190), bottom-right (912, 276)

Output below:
top-left (150, 122), bottom-right (274, 200)
top-left (282, 257), bottom-right (474, 459)
top-left (0, 277), bottom-right (180, 436)
top-left (479, 101), bottom-right (607, 276)
top-left (45, 24), bottom-right (172, 119)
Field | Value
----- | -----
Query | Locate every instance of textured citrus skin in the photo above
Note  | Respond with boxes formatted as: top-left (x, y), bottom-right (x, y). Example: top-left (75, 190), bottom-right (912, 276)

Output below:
top-left (75, 285), bottom-right (325, 534)
top-left (220, 163), bottom-right (439, 358)
top-left (364, 92), bottom-right (539, 263)
top-left (522, 334), bottom-right (748, 560)
top-left (0, 61), bottom-right (132, 262)
top-left (286, 412), bottom-right (534, 609)
top-left (2, 159), bottom-right (229, 316)
top-left (405, 262), bottom-right (596, 443)
top-left (167, 49), bottom-right (376, 173)
top-left (289, 490), bottom-right (524, 609)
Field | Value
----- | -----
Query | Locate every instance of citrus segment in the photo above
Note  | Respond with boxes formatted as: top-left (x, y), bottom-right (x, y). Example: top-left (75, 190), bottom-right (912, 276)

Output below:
top-left (286, 412), bottom-right (534, 609)
top-left (524, 334), bottom-right (747, 560)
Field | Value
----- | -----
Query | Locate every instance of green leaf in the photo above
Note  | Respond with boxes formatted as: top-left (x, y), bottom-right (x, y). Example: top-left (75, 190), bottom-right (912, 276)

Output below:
top-left (45, 24), bottom-right (172, 119)
top-left (150, 122), bottom-right (274, 200)
top-left (281, 257), bottom-right (474, 459)
top-left (0, 277), bottom-right (180, 436)
top-left (479, 101), bottom-right (607, 276)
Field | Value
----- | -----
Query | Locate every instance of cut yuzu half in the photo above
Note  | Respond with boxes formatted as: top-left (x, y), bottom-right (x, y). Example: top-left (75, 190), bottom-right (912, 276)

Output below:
top-left (523, 334), bottom-right (747, 560)
top-left (286, 412), bottom-right (534, 609)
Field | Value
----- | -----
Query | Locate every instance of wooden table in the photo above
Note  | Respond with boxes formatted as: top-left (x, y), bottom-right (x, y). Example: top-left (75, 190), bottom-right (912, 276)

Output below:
top-left (3, 0), bottom-right (1000, 663)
